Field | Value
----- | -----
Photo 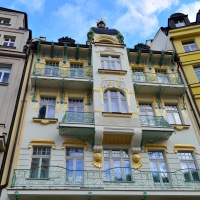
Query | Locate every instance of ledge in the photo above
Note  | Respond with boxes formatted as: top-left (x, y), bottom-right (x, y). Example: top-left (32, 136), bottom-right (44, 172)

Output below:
top-left (0, 45), bottom-right (16, 49)
top-left (102, 112), bottom-right (132, 118)
top-left (0, 82), bottom-right (8, 86)
top-left (170, 124), bottom-right (190, 131)
top-left (0, 23), bottom-right (11, 26)
top-left (32, 118), bottom-right (58, 125)
top-left (98, 69), bottom-right (127, 75)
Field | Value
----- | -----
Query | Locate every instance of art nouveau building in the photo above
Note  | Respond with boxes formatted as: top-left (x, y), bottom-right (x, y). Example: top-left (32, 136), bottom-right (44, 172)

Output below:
top-left (6, 19), bottom-right (200, 200)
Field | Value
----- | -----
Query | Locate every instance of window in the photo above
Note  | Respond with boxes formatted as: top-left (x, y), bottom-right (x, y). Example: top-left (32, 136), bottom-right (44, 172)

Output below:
top-left (132, 69), bottom-right (146, 82)
top-left (104, 150), bottom-right (131, 181)
top-left (139, 104), bottom-right (155, 126)
top-left (0, 18), bottom-right (10, 24)
top-left (182, 41), bottom-right (198, 52)
top-left (104, 90), bottom-right (127, 113)
top-left (45, 61), bottom-right (59, 76)
top-left (101, 55), bottom-right (121, 70)
top-left (156, 70), bottom-right (169, 83)
top-left (68, 99), bottom-right (84, 122)
top-left (178, 152), bottom-right (199, 181)
top-left (3, 37), bottom-right (15, 47)
top-left (66, 148), bottom-right (84, 182)
top-left (165, 105), bottom-right (182, 124)
top-left (0, 68), bottom-right (10, 83)
top-left (194, 67), bottom-right (200, 81)
top-left (30, 147), bottom-right (51, 178)
top-left (70, 63), bottom-right (83, 77)
top-left (38, 98), bottom-right (56, 118)
top-left (148, 151), bottom-right (169, 183)
top-left (174, 20), bottom-right (185, 27)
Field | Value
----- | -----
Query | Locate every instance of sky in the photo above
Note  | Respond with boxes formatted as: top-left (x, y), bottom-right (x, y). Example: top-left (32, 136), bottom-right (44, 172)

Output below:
top-left (1, 0), bottom-right (200, 48)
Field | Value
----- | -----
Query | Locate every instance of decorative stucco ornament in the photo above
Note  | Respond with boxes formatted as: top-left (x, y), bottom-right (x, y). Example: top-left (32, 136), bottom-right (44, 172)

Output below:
top-left (132, 154), bottom-right (142, 169)
top-left (116, 32), bottom-right (124, 44)
top-left (87, 29), bottom-right (95, 42)
top-left (92, 153), bottom-right (103, 168)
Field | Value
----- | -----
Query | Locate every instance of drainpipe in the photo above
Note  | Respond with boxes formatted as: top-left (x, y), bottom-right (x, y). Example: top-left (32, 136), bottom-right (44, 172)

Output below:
top-left (171, 39), bottom-right (200, 129)
top-left (0, 40), bottom-right (36, 195)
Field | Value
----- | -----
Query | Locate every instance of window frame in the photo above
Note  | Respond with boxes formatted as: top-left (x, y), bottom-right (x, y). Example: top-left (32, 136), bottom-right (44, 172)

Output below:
top-left (45, 61), bottom-right (59, 76)
top-left (156, 70), bottom-right (169, 83)
top-left (132, 69), bottom-right (146, 82)
top-left (174, 20), bottom-right (185, 27)
top-left (101, 55), bottom-right (121, 70)
top-left (0, 18), bottom-right (10, 24)
top-left (182, 41), bottom-right (198, 52)
top-left (165, 105), bottom-right (182, 125)
top-left (193, 67), bottom-right (200, 82)
top-left (3, 37), bottom-right (15, 47)
top-left (38, 97), bottom-right (56, 119)
top-left (0, 67), bottom-right (11, 83)
top-left (103, 90), bottom-right (128, 113)
top-left (70, 63), bottom-right (84, 77)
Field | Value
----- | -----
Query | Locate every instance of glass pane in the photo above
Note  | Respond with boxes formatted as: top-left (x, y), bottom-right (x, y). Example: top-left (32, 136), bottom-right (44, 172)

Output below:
top-left (113, 161), bottom-right (122, 181)
top-left (2, 72), bottom-right (10, 83)
top-left (38, 105), bottom-right (46, 118)
top-left (30, 158), bottom-right (40, 178)
top-left (195, 71), bottom-right (200, 81)
top-left (190, 44), bottom-right (198, 51)
top-left (124, 161), bottom-right (131, 181)
top-left (66, 159), bottom-right (73, 170)
top-left (40, 158), bottom-right (50, 178)
top-left (76, 160), bottom-right (83, 182)
top-left (159, 162), bottom-right (169, 183)
top-left (104, 99), bottom-right (109, 112)
top-left (122, 100), bottom-right (127, 113)
top-left (66, 148), bottom-right (83, 156)
top-left (9, 43), bottom-right (14, 47)
top-left (76, 160), bottom-right (83, 170)
top-left (167, 112), bottom-right (175, 124)
top-left (174, 113), bottom-right (182, 124)
top-left (188, 162), bottom-right (196, 169)
top-left (111, 98), bottom-right (119, 112)
top-left (66, 159), bottom-right (73, 182)
top-left (111, 62), bottom-right (115, 70)
top-left (104, 160), bottom-right (111, 181)
top-left (150, 162), bottom-right (160, 182)
top-left (47, 105), bottom-right (55, 118)
top-left (101, 61), bottom-right (104, 69)
top-left (183, 45), bottom-right (190, 52)
top-left (107, 62), bottom-right (111, 69)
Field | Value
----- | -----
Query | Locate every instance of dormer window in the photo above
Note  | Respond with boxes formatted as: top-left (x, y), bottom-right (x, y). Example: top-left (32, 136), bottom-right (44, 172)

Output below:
top-left (0, 18), bottom-right (10, 24)
top-left (174, 20), bottom-right (185, 27)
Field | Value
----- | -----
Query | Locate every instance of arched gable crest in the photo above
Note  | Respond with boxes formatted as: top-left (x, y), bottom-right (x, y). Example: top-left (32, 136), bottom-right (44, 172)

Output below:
top-left (94, 36), bottom-right (119, 44)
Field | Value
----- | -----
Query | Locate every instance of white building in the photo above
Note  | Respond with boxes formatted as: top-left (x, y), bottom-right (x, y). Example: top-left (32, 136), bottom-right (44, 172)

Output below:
top-left (5, 19), bottom-right (200, 200)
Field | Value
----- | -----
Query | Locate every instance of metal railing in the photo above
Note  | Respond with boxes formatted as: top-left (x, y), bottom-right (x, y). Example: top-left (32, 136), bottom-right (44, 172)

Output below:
top-left (32, 63), bottom-right (93, 79)
top-left (140, 115), bottom-right (170, 127)
top-left (132, 72), bottom-right (184, 84)
top-left (62, 111), bottom-right (94, 124)
top-left (11, 167), bottom-right (200, 190)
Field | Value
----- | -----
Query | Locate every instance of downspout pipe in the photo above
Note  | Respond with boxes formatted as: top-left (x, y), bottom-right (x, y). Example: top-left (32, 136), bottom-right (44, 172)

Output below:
top-left (0, 40), bottom-right (36, 195)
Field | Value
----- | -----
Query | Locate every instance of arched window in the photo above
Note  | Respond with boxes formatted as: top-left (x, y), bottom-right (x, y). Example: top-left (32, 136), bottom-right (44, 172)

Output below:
top-left (103, 90), bottom-right (128, 113)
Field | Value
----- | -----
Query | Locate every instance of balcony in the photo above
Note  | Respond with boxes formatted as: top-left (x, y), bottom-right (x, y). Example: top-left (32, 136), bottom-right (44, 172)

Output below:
top-left (62, 111), bottom-right (94, 124)
top-left (132, 72), bottom-right (184, 85)
top-left (32, 62), bottom-right (93, 79)
top-left (11, 167), bottom-right (200, 190)
top-left (140, 115), bottom-right (170, 127)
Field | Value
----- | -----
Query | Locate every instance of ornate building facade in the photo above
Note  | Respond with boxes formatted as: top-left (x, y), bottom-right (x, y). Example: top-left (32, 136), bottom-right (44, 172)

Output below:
top-left (4, 18), bottom-right (200, 200)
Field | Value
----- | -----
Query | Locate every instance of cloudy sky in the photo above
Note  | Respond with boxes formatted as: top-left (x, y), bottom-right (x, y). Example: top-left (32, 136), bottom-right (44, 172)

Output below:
top-left (1, 0), bottom-right (200, 47)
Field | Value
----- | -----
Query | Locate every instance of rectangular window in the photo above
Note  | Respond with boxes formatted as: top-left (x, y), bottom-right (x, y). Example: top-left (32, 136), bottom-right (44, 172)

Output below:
top-left (156, 70), bottom-right (169, 83)
top-left (132, 69), bottom-right (146, 82)
top-left (139, 104), bottom-right (155, 126)
top-left (45, 61), bottom-right (59, 76)
top-left (0, 67), bottom-right (10, 83)
top-left (3, 37), bottom-right (15, 47)
top-left (68, 99), bottom-right (84, 122)
top-left (165, 105), bottom-right (182, 124)
top-left (66, 148), bottom-right (84, 182)
top-left (101, 55), bottom-right (121, 70)
top-left (148, 151), bottom-right (169, 183)
top-left (182, 41), bottom-right (198, 52)
top-left (178, 152), bottom-right (199, 181)
top-left (0, 18), bottom-right (10, 24)
top-left (104, 150), bottom-right (130, 181)
top-left (30, 147), bottom-right (51, 178)
top-left (70, 63), bottom-right (83, 77)
top-left (38, 98), bottom-right (56, 118)
top-left (174, 20), bottom-right (185, 27)
top-left (194, 67), bottom-right (200, 82)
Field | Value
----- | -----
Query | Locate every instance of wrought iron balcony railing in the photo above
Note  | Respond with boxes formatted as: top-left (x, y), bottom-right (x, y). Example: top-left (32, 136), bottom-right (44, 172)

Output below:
top-left (11, 167), bottom-right (200, 190)
top-left (132, 72), bottom-right (184, 84)
top-left (62, 111), bottom-right (94, 124)
top-left (140, 115), bottom-right (170, 127)
top-left (32, 63), bottom-right (93, 79)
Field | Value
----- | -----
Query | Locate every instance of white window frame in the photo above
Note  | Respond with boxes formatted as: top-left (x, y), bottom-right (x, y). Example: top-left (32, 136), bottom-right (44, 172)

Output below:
top-left (0, 67), bottom-right (11, 83)
top-left (174, 20), bottom-right (185, 27)
top-left (45, 61), bottom-right (59, 76)
top-left (3, 37), bottom-right (15, 47)
top-left (104, 150), bottom-right (131, 181)
top-left (148, 151), bottom-right (169, 184)
top-left (194, 67), bottom-right (200, 82)
top-left (178, 151), bottom-right (199, 181)
top-left (103, 90), bottom-right (128, 113)
top-left (30, 147), bottom-right (51, 179)
top-left (101, 55), bottom-right (121, 70)
top-left (70, 63), bottom-right (83, 77)
top-left (38, 97), bottom-right (56, 118)
top-left (165, 105), bottom-right (182, 124)
top-left (182, 41), bottom-right (198, 52)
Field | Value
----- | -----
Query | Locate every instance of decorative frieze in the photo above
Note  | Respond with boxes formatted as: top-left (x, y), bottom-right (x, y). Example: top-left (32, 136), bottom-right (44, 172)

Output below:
top-left (174, 144), bottom-right (198, 154)
top-left (28, 139), bottom-right (56, 149)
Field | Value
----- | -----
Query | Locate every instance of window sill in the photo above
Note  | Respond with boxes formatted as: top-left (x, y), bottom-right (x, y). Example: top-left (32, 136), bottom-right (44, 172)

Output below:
top-left (170, 124), bottom-right (190, 131)
top-left (102, 112), bottom-right (132, 118)
top-left (0, 82), bottom-right (8, 86)
top-left (0, 23), bottom-right (11, 26)
top-left (33, 118), bottom-right (58, 125)
top-left (98, 69), bottom-right (127, 75)
top-left (0, 45), bottom-right (16, 49)
top-left (26, 178), bottom-right (50, 180)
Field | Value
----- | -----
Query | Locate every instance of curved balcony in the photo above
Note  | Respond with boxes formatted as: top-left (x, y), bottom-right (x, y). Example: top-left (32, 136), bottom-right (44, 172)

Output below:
top-left (140, 115), bottom-right (170, 127)
top-left (11, 167), bottom-right (200, 190)
top-left (32, 62), bottom-right (93, 79)
top-left (132, 72), bottom-right (184, 85)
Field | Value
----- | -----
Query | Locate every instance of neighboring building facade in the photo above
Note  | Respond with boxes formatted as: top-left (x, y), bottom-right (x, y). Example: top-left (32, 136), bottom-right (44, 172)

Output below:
top-left (0, 7), bottom-right (31, 196)
top-left (5, 19), bottom-right (200, 200)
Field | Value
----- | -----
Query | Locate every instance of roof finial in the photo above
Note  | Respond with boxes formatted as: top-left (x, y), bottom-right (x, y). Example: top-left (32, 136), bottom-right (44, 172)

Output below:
top-left (96, 18), bottom-right (106, 28)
